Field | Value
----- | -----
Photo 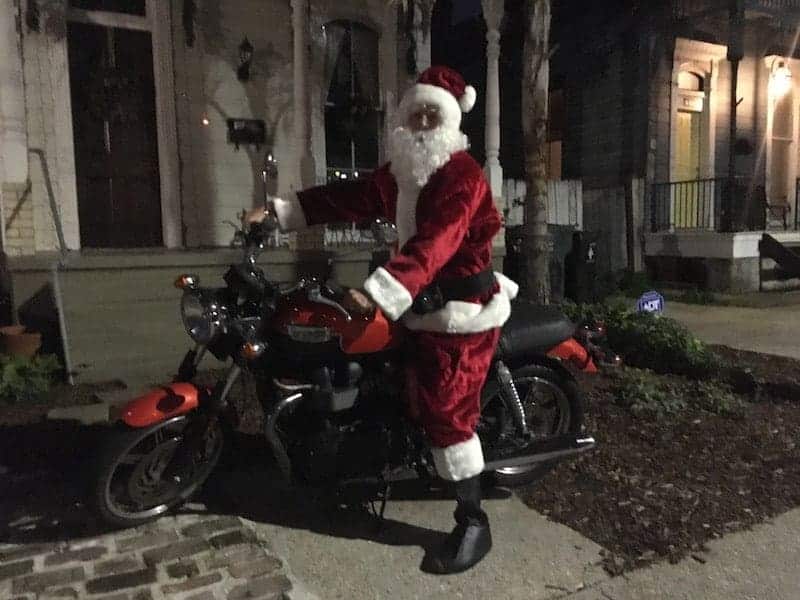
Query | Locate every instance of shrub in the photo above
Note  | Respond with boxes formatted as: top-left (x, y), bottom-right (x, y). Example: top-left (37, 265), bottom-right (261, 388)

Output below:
top-left (0, 353), bottom-right (61, 404)
top-left (612, 368), bottom-right (747, 419)
top-left (561, 301), bottom-right (719, 377)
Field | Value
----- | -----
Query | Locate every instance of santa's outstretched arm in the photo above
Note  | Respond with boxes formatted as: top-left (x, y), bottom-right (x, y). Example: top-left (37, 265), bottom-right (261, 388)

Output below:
top-left (363, 179), bottom-right (481, 321)
top-left (268, 170), bottom-right (388, 231)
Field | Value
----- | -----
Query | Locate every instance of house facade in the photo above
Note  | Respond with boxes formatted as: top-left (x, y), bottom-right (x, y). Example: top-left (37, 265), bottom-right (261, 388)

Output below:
top-left (552, 0), bottom-right (800, 292)
top-left (1, 0), bottom-right (563, 383)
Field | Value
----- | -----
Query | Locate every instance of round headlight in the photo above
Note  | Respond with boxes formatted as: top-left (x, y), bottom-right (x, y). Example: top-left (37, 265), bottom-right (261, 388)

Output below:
top-left (181, 291), bottom-right (223, 344)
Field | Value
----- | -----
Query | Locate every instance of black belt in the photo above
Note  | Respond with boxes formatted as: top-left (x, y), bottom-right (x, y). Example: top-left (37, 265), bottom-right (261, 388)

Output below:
top-left (412, 269), bottom-right (495, 315)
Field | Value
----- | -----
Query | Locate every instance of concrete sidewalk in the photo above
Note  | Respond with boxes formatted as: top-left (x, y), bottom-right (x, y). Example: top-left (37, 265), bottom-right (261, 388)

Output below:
top-left (565, 507), bottom-right (800, 600)
top-left (665, 301), bottom-right (800, 359)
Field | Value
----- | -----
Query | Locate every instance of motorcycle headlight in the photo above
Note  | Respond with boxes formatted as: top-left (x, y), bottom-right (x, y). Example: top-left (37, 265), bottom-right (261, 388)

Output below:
top-left (181, 290), bottom-right (226, 344)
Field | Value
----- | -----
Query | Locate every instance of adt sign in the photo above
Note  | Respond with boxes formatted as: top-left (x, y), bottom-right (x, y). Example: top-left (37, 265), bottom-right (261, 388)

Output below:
top-left (636, 291), bottom-right (665, 314)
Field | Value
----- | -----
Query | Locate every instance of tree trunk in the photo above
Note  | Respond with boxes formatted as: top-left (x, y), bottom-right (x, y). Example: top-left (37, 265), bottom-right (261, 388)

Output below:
top-left (520, 0), bottom-right (551, 304)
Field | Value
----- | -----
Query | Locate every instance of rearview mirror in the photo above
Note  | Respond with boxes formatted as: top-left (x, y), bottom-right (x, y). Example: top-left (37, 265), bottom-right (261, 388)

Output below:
top-left (371, 218), bottom-right (399, 246)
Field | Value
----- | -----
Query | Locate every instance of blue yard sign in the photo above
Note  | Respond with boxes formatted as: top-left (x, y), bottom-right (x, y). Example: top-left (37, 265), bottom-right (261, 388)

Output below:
top-left (636, 291), bottom-right (665, 314)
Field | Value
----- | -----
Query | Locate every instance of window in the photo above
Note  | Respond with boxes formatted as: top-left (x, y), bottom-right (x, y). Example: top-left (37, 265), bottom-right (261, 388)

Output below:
top-left (70, 0), bottom-right (146, 16)
top-left (323, 21), bottom-right (381, 182)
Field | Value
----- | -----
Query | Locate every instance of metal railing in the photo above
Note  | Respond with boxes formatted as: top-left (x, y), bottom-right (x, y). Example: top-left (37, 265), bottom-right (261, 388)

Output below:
top-left (748, 0), bottom-right (800, 12)
top-left (650, 176), bottom-right (781, 233)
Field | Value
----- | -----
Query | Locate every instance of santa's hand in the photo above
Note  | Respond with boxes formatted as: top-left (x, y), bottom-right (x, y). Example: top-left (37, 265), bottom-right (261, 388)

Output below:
top-left (343, 288), bottom-right (375, 316)
top-left (244, 207), bottom-right (269, 225)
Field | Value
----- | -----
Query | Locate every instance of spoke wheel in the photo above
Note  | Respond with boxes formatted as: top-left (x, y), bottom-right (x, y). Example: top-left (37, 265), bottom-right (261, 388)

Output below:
top-left (93, 416), bottom-right (224, 528)
top-left (479, 364), bottom-right (583, 487)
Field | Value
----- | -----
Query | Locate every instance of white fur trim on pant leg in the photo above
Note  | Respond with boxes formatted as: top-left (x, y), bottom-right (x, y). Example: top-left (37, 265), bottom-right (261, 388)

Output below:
top-left (431, 434), bottom-right (485, 482)
top-left (273, 196), bottom-right (308, 232)
top-left (363, 267), bottom-right (413, 321)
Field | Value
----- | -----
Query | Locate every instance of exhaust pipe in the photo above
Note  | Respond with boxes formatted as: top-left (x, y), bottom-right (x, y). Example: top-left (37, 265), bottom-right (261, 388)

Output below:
top-left (484, 434), bottom-right (596, 471)
top-left (265, 386), bottom-right (306, 482)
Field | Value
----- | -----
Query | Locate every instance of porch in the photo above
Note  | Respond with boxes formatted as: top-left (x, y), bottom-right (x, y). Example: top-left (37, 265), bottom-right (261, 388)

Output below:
top-left (645, 177), bottom-right (800, 292)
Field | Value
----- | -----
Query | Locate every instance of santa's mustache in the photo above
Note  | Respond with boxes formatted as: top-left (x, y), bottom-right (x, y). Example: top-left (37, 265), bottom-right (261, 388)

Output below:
top-left (388, 126), bottom-right (468, 188)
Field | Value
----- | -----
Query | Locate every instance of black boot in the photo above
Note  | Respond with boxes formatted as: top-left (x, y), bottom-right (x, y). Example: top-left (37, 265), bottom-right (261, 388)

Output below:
top-left (422, 475), bottom-right (492, 574)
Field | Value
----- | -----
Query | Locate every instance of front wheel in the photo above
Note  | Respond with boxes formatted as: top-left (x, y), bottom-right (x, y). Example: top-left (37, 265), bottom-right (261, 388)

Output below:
top-left (478, 363), bottom-right (584, 488)
top-left (92, 415), bottom-right (224, 528)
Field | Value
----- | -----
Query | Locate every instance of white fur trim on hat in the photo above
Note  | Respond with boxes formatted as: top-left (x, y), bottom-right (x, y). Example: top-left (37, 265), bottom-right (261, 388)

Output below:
top-left (363, 266), bottom-right (414, 321)
top-left (398, 83), bottom-right (464, 130)
top-left (459, 85), bottom-right (476, 113)
top-left (431, 433), bottom-right (485, 481)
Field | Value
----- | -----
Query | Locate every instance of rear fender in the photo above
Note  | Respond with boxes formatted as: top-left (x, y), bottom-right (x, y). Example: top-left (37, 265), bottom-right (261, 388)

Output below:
top-left (547, 338), bottom-right (598, 373)
top-left (118, 383), bottom-right (205, 428)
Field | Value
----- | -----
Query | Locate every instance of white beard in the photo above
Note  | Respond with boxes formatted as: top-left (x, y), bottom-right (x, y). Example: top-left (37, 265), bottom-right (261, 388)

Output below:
top-left (387, 126), bottom-right (469, 189)
top-left (387, 126), bottom-right (469, 247)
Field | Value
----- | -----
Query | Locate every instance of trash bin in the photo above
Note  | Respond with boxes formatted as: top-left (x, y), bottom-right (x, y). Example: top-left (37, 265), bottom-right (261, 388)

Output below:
top-left (564, 231), bottom-right (599, 303)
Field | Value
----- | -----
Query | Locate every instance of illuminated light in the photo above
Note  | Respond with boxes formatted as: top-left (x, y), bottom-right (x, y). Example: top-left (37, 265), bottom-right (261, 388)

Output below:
top-left (341, 173), bottom-right (348, 179)
top-left (354, 171), bottom-right (359, 178)
top-left (201, 116), bottom-right (210, 126)
top-left (770, 62), bottom-right (792, 98)
top-left (174, 274), bottom-right (199, 289)
top-left (241, 342), bottom-right (266, 360)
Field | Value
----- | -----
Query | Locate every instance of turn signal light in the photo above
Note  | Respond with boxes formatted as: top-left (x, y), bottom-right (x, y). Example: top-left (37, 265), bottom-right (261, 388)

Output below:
top-left (174, 274), bottom-right (199, 290)
top-left (242, 342), bottom-right (266, 360)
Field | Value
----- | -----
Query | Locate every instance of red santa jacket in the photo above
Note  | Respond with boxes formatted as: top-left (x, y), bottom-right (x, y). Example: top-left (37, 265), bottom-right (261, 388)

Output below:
top-left (275, 151), bottom-right (518, 333)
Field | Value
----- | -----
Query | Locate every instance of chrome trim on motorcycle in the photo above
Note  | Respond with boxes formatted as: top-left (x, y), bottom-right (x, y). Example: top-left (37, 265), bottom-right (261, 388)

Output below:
top-left (495, 361), bottom-right (529, 436)
top-left (265, 391), bottom-right (304, 481)
top-left (484, 435), bottom-right (596, 471)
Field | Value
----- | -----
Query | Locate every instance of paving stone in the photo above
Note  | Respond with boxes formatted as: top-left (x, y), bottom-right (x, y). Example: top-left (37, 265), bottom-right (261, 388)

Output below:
top-left (227, 574), bottom-right (292, 600)
top-left (39, 587), bottom-right (79, 599)
top-left (181, 517), bottom-right (242, 538)
top-left (12, 566), bottom-right (85, 594)
top-left (142, 539), bottom-right (210, 566)
top-left (130, 589), bottom-right (154, 600)
top-left (186, 592), bottom-right (217, 600)
top-left (204, 545), bottom-right (266, 570)
top-left (84, 567), bottom-right (157, 595)
top-left (93, 590), bottom-right (152, 600)
top-left (209, 529), bottom-right (257, 550)
top-left (228, 557), bottom-right (282, 579)
top-left (0, 544), bottom-right (57, 563)
top-left (0, 559), bottom-right (34, 580)
top-left (44, 545), bottom-right (108, 566)
top-left (161, 572), bottom-right (222, 594)
top-left (116, 530), bottom-right (179, 553)
top-left (166, 559), bottom-right (200, 579)
top-left (94, 557), bottom-right (143, 577)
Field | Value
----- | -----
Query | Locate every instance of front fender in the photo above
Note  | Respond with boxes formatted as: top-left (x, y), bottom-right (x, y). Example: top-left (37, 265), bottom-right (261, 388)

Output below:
top-left (118, 383), bottom-right (203, 428)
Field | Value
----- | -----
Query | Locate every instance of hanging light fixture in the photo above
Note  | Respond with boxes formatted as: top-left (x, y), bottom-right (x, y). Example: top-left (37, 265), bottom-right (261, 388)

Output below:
top-left (770, 60), bottom-right (792, 99)
top-left (237, 37), bottom-right (254, 82)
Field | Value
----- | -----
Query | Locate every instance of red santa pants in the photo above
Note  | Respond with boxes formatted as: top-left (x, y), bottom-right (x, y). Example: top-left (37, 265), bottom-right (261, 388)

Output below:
top-left (405, 327), bottom-right (501, 481)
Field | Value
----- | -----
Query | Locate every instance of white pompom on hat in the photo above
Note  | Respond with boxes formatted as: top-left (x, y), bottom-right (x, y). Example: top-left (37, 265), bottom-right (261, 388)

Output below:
top-left (397, 65), bottom-right (477, 131)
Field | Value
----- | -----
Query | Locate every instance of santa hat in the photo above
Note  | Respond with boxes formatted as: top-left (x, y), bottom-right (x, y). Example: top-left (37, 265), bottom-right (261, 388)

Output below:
top-left (397, 65), bottom-right (477, 131)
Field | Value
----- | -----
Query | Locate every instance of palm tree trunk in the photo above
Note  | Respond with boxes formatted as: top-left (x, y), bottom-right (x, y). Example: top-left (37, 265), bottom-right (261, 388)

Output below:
top-left (520, 0), bottom-right (552, 303)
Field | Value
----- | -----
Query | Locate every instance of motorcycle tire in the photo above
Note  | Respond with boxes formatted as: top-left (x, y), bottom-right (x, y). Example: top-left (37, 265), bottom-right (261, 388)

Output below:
top-left (92, 416), bottom-right (223, 529)
top-left (480, 363), bottom-right (584, 489)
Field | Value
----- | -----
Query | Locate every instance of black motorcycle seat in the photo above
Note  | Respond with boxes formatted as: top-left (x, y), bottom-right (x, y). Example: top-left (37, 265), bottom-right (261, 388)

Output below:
top-left (495, 301), bottom-right (576, 361)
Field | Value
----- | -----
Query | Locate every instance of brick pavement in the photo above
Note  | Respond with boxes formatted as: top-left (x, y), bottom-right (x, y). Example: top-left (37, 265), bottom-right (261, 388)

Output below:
top-left (0, 514), bottom-right (296, 600)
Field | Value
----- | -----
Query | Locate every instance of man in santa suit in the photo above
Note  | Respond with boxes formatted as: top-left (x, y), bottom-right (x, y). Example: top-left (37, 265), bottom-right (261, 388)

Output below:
top-left (250, 65), bottom-right (518, 573)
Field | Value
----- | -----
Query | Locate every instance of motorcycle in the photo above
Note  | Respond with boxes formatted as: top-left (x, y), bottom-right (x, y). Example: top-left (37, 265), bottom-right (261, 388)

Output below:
top-left (92, 217), bottom-right (597, 528)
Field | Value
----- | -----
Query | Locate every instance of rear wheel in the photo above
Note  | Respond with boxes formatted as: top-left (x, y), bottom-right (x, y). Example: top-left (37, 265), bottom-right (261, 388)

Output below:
top-left (478, 364), bottom-right (583, 488)
top-left (92, 415), bottom-right (224, 528)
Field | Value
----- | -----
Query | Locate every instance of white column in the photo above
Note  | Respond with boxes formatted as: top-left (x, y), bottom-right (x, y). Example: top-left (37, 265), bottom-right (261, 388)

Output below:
top-left (481, 0), bottom-right (503, 201)
top-left (0, 0), bottom-right (29, 186)
top-left (413, 0), bottom-right (435, 73)
top-left (292, 0), bottom-right (316, 188)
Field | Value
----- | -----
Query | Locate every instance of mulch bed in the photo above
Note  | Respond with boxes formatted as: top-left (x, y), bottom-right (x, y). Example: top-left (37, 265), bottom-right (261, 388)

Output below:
top-left (0, 380), bottom-right (125, 427)
top-left (521, 346), bottom-right (800, 575)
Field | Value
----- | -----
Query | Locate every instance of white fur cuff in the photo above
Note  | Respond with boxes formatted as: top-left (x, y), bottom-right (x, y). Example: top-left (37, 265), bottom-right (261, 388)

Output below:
top-left (432, 434), bottom-right (485, 481)
top-left (273, 196), bottom-right (308, 232)
top-left (363, 267), bottom-right (413, 321)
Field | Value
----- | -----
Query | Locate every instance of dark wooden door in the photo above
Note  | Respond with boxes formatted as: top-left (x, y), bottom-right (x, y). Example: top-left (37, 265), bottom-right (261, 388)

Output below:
top-left (68, 22), bottom-right (163, 248)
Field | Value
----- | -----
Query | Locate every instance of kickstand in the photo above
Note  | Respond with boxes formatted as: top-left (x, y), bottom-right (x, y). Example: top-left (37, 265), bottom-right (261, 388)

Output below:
top-left (369, 481), bottom-right (392, 532)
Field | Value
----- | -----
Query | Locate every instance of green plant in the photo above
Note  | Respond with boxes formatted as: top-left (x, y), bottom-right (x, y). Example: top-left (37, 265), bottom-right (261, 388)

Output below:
top-left (617, 269), bottom-right (655, 297)
top-left (561, 301), bottom-right (719, 377)
top-left (0, 353), bottom-right (61, 404)
top-left (675, 288), bottom-right (721, 306)
top-left (612, 368), bottom-right (748, 419)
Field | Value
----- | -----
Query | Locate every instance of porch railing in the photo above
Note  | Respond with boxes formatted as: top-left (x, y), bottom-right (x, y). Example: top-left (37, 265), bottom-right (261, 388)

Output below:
top-left (650, 176), bottom-right (782, 233)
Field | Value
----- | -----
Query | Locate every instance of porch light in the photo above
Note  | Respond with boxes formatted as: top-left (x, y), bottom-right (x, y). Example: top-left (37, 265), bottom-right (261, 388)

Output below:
top-left (770, 61), bottom-right (792, 98)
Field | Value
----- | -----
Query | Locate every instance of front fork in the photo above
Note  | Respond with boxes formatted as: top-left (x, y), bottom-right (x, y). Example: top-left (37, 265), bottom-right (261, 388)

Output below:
top-left (495, 360), bottom-right (529, 437)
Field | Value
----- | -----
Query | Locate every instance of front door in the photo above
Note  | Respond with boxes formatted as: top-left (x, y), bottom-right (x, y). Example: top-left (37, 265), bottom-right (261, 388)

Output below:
top-left (674, 110), bottom-right (701, 227)
top-left (68, 21), bottom-right (163, 248)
